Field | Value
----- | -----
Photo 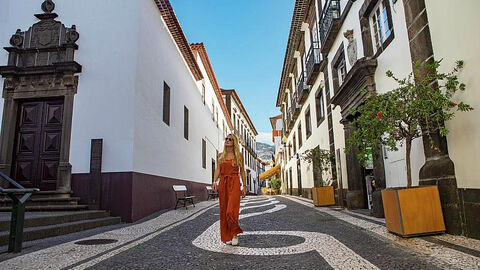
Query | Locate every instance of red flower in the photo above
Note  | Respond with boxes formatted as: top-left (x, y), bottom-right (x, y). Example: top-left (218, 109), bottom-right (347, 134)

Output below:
top-left (449, 102), bottom-right (457, 107)
top-left (376, 112), bottom-right (383, 117)
top-left (435, 147), bottom-right (441, 153)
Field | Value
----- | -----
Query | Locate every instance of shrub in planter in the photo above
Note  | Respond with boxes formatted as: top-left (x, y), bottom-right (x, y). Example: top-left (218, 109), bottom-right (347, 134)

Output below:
top-left (301, 147), bottom-right (335, 206)
top-left (269, 178), bottom-right (281, 195)
top-left (347, 60), bottom-right (472, 236)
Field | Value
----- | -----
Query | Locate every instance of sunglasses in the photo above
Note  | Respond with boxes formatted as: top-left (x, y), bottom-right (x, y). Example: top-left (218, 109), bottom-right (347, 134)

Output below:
top-left (225, 137), bottom-right (234, 142)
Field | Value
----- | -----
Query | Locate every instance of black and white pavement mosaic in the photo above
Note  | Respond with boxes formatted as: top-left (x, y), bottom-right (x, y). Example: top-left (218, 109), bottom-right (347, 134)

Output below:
top-left (0, 196), bottom-right (479, 269)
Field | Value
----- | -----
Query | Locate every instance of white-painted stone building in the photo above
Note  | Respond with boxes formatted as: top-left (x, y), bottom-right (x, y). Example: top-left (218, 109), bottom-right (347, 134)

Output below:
top-left (221, 89), bottom-right (260, 195)
top-left (277, 0), bottom-right (480, 239)
top-left (0, 0), bottom-right (237, 222)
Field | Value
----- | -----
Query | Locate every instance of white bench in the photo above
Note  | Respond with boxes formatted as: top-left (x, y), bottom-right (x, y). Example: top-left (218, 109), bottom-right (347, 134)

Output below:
top-left (173, 185), bottom-right (195, 209)
top-left (206, 185), bottom-right (218, 200)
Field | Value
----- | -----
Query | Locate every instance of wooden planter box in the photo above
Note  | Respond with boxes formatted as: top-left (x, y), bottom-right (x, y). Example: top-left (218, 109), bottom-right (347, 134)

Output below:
top-left (381, 186), bottom-right (445, 237)
top-left (312, 186), bottom-right (335, 206)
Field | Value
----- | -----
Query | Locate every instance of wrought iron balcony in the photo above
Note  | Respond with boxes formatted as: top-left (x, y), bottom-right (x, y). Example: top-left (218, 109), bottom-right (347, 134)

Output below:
top-left (319, 0), bottom-right (341, 53)
top-left (290, 92), bottom-right (302, 119)
top-left (306, 42), bottom-right (323, 85)
top-left (288, 112), bottom-right (295, 129)
top-left (296, 71), bottom-right (310, 104)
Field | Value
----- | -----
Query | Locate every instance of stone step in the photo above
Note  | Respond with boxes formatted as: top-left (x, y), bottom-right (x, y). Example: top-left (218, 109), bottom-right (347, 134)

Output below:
top-left (0, 190), bottom-right (73, 200)
top-left (0, 210), bottom-right (110, 231)
top-left (0, 197), bottom-right (81, 207)
top-left (0, 204), bottom-right (89, 212)
top-left (0, 216), bottom-right (122, 246)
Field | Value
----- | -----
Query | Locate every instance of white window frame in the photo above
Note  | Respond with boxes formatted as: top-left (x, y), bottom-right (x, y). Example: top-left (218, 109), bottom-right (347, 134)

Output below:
top-left (369, 0), bottom-right (392, 53)
top-left (337, 58), bottom-right (346, 86)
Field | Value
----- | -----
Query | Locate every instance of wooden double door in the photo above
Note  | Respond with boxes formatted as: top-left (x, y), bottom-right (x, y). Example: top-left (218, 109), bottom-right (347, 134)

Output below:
top-left (11, 99), bottom-right (64, 190)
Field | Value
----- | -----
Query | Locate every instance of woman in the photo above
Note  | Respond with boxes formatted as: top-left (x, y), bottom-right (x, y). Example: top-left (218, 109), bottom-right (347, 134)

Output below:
top-left (212, 134), bottom-right (247, 246)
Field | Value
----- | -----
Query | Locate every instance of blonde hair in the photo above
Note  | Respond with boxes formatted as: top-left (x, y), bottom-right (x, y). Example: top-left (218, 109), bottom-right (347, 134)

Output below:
top-left (219, 134), bottom-right (244, 170)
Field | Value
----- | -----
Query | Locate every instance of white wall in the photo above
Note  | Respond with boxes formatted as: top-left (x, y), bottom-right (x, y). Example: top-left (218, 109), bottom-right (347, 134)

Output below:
top-left (132, 0), bottom-right (225, 184)
top-left (0, 0), bottom-right (140, 174)
top-left (425, 0), bottom-right (480, 189)
top-left (0, 0), bottom-right (10, 121)
top-left (324, 0), bottom-right (426, 188)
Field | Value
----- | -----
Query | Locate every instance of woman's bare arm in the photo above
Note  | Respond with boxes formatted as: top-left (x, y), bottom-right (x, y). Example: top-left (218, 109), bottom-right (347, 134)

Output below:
top-left (240, 157), bottom-right (247, 197)
top-left (212, 154), bottom-right (221, 191)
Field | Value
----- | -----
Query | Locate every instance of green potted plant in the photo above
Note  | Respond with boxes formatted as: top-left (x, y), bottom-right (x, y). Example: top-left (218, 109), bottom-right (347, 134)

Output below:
top-left (302, 146), bottom-right (335, 206)
top-left (347, 60), bottom-right (472, 237)
top-left (269, 178), bottom-right (281, 195)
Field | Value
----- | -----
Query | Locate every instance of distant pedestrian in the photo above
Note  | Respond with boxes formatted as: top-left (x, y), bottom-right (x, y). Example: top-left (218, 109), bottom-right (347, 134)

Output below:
top-left (212, 134), bottom-right (246, 246)
top-left (370, 178), bottom-right (377, 192)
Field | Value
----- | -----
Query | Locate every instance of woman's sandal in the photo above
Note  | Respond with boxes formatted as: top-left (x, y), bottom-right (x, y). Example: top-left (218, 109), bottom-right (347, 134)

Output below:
top-left (231, 236), bottom-right (238, 246)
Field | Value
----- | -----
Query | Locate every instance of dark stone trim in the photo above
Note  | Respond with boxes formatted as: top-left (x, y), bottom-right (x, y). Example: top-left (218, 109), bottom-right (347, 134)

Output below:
top-left (292, 188), bottom-right (312, 199)
top-left (402, 0), bottom-right (463, 236)
top-left (317, 117), bottom-right (326, 127)
top-left (331, 57), bottom-right (378, 117)
top-left (331, 43), bottom-right (345, 70)
top-left (459, 188), bottom-right (480, 239)
top-left (315, 86), bottom-right (326, 127)
top-left (72, 172), bottom-right (213, 223)
top-left (372, 30), bottom-right (395, 58)
top-left (359, 0), bottom-right (381, 18)
top-left (330, 43), bottom-right (345, 93)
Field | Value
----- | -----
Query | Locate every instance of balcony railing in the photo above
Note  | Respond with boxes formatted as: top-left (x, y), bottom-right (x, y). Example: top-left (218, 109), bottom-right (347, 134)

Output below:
top-left (296, 71), bottom-right (310, 104)
top-left (290, 92), bottom-right (301, 119)
top-left (306, 42), bottom-right (322, 85)
top-left (319, 0), bottom-right (341, 53)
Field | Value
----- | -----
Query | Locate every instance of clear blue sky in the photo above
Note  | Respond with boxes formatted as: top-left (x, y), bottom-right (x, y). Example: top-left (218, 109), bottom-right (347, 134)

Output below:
top-left (171, 0), bottom-right (294, 145)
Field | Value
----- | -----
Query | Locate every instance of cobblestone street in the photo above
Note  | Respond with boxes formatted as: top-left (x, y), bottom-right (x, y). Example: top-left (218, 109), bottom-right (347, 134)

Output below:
top-left (1, 196), bottom-right (479, 269)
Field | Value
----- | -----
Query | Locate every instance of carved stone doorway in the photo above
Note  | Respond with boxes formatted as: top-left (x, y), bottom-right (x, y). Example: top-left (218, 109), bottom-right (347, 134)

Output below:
top-left (0, 0), bottom-right (81, 192)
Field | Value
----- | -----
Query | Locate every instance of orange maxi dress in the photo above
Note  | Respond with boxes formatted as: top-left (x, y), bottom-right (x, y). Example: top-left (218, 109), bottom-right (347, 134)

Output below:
top-left (218, 159), bottom-right (243, 242)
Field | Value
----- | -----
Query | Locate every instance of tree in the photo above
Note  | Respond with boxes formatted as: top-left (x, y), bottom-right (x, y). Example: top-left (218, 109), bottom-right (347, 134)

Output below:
top-left (301, 146), bottom-right (332, 187)
top-left (347, 60), bottom-right (472, 188)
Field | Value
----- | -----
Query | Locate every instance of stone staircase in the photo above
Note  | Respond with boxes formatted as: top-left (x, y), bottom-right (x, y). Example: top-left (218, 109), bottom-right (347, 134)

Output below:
top-left (0, 211), bottom-right (121, 246)
top-left (0, 191), bottom-right (88, 211)
top-left (0, 191), bottom-right (122, 245)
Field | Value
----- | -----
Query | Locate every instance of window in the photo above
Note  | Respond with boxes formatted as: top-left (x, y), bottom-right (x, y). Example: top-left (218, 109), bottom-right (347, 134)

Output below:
top-left (298, 123), bottom-right (303, 149)
top-left (223, 121), bottom-right (226, 138)
top-left (288, 143), bottom-right (292, 159)
top-left (293, 134), bottom-right (296, 154)
top-left (315, 88), bottom-right (325, 126)
top-left (184, 106), bottom-right (189, 140)
top-left (202, 139), bottom-right (206, 169)
top-left (216, 110), bottom-right (219, 127)
top-left (202, 83), bottom-right (206, 104)
top-left (337, 57), bottom-right (346, 86)
top-left (212, 159), bottom-right (216, 182)
top-left (305, 106), bottom-right (312, 139)
top-left (233, 114), bottom-right (236, 130)
top-left (370, 0), bottom-right (393, 54)
top-left (331, 45), bottom-right (346, 92)
top-left (163, 82), bottom-right (170, 126)
top-left (211, 99), bottom-right (215, 120)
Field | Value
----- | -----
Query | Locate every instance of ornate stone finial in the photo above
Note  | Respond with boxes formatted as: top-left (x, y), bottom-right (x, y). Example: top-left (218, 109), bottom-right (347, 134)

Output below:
top-left (10, 29), bottom-right (24, 47)
top-left (343, 29), bottom-right (354, 42)
top-left (41, 0), bottom-right (55, 14)
top-left (66, 25), bottom-right (80, 43)
top-left (344, 29), bottom-right (357, 66)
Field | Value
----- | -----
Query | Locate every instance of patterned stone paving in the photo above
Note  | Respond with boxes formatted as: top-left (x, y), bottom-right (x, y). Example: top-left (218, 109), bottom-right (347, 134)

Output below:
top-left (0, 196), bottom-right (478, 269)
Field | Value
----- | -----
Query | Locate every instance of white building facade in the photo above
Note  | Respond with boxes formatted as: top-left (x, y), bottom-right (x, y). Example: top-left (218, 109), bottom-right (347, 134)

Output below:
top-left (277, 0), bottom-right (480, 239)
top-left (221, 89), bottom-right (260, 195)
top-left (0, 0), bottom-right (234, 222)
